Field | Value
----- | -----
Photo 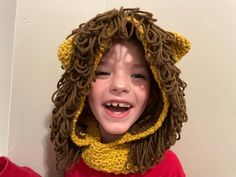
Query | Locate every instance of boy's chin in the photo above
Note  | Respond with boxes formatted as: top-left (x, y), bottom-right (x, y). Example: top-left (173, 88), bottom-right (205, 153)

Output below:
top-left (99, 124), bottom-right (131, 141)
top-left (104, 126), bottom-right (129, 135)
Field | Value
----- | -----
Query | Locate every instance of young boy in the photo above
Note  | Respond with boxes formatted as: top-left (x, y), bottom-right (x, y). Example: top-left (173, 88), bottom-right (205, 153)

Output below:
top-left (0, 7), bottom-right (190, 177)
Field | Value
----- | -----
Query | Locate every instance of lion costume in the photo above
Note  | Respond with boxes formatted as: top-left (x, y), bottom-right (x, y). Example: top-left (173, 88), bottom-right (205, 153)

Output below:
top-left (50, 7), bottom-right (191, 175)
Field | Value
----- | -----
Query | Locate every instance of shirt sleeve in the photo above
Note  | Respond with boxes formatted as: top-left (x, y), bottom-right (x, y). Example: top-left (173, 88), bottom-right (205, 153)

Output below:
top-left (0, 156), bottom-right (41, 177)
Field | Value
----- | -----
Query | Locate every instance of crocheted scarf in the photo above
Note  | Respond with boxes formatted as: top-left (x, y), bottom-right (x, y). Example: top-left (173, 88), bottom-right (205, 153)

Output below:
top-left (79, 117), bottom-right (131, 174)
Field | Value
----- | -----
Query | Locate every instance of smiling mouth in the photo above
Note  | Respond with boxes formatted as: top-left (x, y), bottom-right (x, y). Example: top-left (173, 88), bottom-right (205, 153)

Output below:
top-left (104, 102), bottom-right (132, 115)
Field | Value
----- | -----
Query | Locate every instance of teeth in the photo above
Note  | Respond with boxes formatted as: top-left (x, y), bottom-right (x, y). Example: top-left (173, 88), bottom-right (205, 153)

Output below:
top-left (106, 102), bottom-right (111, 106)
top-left (119, 103), bottom-right (130, 108)
top-left (119, 103), bottom-right (125, 107)
top-left (112, 103), bottom-right (118, 107)
top-left (105, 102), bottom-right (131, 108)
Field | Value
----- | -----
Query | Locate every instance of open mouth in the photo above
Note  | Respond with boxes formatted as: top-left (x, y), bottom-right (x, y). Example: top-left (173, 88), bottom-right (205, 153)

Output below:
top-left (103, 102), bottom-right (132, 115)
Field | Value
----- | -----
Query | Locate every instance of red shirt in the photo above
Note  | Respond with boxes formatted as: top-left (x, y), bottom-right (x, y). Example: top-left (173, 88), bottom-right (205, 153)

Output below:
top-left (0, 150), bottom-right (185, 177)
top-left (0, 156), bottom-right (40, 177)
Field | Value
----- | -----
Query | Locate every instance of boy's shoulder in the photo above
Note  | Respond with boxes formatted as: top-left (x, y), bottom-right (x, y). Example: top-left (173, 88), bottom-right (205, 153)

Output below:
top-left (143, 150), bottom-right (186, 177)
top-left (0, 156), bottom-right (41, 177)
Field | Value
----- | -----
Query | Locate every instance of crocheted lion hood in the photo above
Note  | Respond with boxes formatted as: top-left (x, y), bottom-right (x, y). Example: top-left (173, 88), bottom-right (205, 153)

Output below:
top-left (51, 7), bottom-right (191, 173)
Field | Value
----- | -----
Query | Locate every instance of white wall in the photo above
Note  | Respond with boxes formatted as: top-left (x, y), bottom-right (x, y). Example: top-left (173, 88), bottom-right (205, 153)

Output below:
top-left (0, 0), bottom-right (16, 155)
top-left (1, 0), bottom-right (236, 177)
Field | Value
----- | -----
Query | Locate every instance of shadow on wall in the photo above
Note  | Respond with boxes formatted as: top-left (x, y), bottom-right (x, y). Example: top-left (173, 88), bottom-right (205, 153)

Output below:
top-left (43, 113), bottom-right (64, 177)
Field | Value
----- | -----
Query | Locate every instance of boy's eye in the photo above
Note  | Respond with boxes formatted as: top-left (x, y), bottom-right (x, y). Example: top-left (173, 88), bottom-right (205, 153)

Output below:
top-left (95, 71), bottom-right (110, 78)
top-left (95, 71), bottom-right (109, 75)
top-left (131, 73), bottom-right (147, 79)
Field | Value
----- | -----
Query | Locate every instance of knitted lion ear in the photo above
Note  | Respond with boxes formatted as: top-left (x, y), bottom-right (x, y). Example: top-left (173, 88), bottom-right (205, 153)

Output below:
top-left (170, 32), bottom-right (191, 63)
top-left (57, 37), bottom-right (73, 69)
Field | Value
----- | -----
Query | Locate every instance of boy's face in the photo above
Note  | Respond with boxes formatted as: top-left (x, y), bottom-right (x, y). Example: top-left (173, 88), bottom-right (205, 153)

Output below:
top-left (88, 41), bottom-right (150, 142)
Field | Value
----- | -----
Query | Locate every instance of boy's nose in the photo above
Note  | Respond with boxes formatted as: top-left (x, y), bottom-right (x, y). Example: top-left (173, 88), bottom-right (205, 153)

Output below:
top-left (109, 75), bottom-right (130, 95)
